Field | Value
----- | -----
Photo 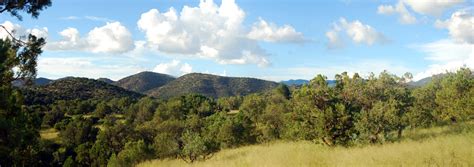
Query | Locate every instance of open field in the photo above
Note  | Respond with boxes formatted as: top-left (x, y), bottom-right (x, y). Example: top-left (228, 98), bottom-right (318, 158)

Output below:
top-left (138, 122), bottom-right (474, 167)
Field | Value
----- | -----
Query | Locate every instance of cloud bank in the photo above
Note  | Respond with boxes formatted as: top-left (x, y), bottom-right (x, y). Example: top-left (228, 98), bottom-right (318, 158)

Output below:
top-left (137, 0), bottom-right (305, 67)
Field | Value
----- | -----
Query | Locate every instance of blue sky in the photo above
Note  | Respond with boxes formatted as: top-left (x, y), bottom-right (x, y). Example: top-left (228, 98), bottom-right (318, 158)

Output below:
top-left (1, 0), bottom-right (472, 81)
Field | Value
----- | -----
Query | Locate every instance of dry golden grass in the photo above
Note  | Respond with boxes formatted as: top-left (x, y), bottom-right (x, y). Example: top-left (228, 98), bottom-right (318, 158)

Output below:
top-left (138, 122), bottom-right (474, 167)
top-left (40, 128), bottom-right (59, 141)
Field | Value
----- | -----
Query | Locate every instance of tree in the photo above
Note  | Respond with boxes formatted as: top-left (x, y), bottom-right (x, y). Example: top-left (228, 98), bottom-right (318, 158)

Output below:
top-left (315, 103), bottom-right (355, 146)
top-left (274, 84), bottom-right (291, 100)
top-left (356, 101), bottom-right (398, 143)
top-left (60, 118), bottom-right (98, 148)
top-left (107, 140), bottom-right (152, 167)
top-left (179, 130), bottom-right (219, 163)
top-left (0, 32), bottom-right (46, 166)
top-left (95, 102), bottom-right (112, 118)
top-left (434, 68), bottom-right (473, 123)
top-left (0, 0), bottom-right (52, 20)
top-left (152, 133), bottom-right (180, 158)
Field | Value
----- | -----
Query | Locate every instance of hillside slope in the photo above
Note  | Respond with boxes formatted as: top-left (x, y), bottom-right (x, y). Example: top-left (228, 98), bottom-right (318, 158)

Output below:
top-left (148, 73), bottom-right (278, 99)
top-left (116, 71), bottom-right (175, 93)
top-left (139, 122), bottom-right (474, 167)
top-left (22, 77), bottom-right (143, 105)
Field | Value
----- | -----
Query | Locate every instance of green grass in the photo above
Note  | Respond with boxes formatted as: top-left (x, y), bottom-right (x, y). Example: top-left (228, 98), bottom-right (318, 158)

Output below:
top-left (138, 122), bottom-right (474, 167)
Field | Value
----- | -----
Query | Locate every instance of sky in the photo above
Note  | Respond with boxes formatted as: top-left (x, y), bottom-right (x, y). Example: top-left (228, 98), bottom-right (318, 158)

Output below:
top-left (1, 0), bottom-right (473, 81)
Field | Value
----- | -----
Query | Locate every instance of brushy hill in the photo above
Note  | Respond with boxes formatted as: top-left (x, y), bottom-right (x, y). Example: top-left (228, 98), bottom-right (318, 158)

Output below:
top-left (139, 122), bottom-right (474, 167)
top-left (22, 77), bottom-right (143, 105)
top-left (147, 73), bottom-right (279, 99)
top-left (116, 71), bottom-right (175, 93)
top-left (97, 78), bottom-right (115, 84)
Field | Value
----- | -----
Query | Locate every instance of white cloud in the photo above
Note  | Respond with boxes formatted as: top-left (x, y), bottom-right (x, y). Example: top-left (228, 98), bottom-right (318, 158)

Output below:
top-left (84, 16), bottom-right (113, 22)
top-left (247, 18), bottom-right (306, 43)
top-left (326, 18), bottom-right (387, 48)
top-left (137, 0), bottom-right (304, 67)
top-left (412, 39), bottom-right (473, 81)
top-left (60, 16), bottom-right (113, 22)
top-left (403, 0), bottom-right (464, 16)
top-left (435, 8), bottom-right (474, 44)
top-left (37, 57), bottom-right (145, 80)
top-left (1, 21), bottom-right (48, 40)
top-left (152, 60), bottom-right (193, 76)
top-left (46, 22), bottom-right (134, 54)
top-left (325, 30), bottom-right (344, 49)
top-left (60, 16), bottom-right (80, 20)
top-left (377, 2), bottom-right (417, 24)
top-left (203, 70), bottom-right (227, 76)
top-left (377, 0), bottom-right (465, 24)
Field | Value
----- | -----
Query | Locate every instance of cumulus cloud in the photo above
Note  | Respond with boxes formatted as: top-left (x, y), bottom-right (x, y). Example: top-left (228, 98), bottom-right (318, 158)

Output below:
top-left (152, 60), bottom-right (193, 76)
top-left (46, 22), bottom-right (134, 54)
top-left (0, 21), bottom-right (48, 39)
top-left (37, 57), bottom-right (145, 80)
top-left (403, 0), bottom-right (464, 16)
top-left (137, 0), bottom-right (304, 67)
top-left (247, 18), bottom-right (306, 43)
top-left (435, 8), bottom-right (474, 44)
top-left (326, 18), bottom-right (387, 48)
top-left (325, 30), bottom-right (344, 49)
top-left (377, 2), bottom-right (417, 24)
top-left (378, 0), bottom-right (465, 24)
top-left (412, 39), bottom-right (473, 81)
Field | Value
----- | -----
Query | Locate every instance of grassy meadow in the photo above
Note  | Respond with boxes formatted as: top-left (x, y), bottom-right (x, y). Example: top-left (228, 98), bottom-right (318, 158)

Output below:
top-left (138, 122), bottom-right (474, 167)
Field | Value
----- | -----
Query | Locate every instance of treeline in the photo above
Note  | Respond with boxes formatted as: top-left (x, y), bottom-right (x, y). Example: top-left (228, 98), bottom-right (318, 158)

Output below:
top-left (2, 68), bottom-right (473, 166)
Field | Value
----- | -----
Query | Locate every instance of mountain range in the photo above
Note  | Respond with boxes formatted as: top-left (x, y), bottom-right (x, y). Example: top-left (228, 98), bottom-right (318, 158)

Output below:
top-left (115, 71), bottom-right (175, 93)
top-left (18, 72), bottom-right (280, 102)
top-left (18, 71), bottom-right (443, 103)
top-left (21, 77), bottom-right (143, 105)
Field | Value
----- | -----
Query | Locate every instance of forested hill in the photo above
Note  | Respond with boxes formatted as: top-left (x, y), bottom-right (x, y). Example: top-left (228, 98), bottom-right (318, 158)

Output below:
top-left (22, 77), bottom-right (143, 105)
top-left (147, 73), bottom-right (279, 99)
top-left (115, 71), bottom-right (175, 93)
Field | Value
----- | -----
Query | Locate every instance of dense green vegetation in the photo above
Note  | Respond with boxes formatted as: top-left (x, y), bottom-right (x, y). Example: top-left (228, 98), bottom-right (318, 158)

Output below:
top-left (3, 67), bottom-right (472, 166)
top-left (1, 1), bottom-right (50, 166)
top-left (148, 73), bottom-right (279, 99)
top-left (21, 77), bottom-right (143, 105)
top-left (115, 71), bottom-right (175, 94)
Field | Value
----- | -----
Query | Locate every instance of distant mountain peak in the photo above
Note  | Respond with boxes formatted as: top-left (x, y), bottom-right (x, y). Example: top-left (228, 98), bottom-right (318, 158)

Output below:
top-left (22, 77), bottom-right (143, 105)
top-left (116, 71), bottom-right (175, 93)
top-left (147, 73), bottom-right (278, 99)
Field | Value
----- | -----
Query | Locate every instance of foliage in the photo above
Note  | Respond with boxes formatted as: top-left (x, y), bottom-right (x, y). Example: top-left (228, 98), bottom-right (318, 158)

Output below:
top-left (148, 73), bottom-right (279, 99)
top-left (0, 0), bottom-right (52, 20)
top-left (107, 140), bottom-right (152, 167)
top-left (179, 130), bottom-right (219, 163)
top-left (1, 3), bottom-right (48, 165)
